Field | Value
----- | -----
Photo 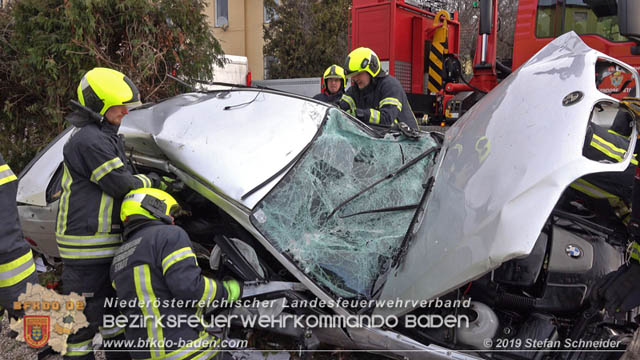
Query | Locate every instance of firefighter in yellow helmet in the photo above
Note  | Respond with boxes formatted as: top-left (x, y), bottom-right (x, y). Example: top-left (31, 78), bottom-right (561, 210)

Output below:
top-left (0, 153), bottom-right (37, 328)
top-left (339, 47), bottom-right (419, 131)
top-left (593, 98), bottom-right (640, 315)
top-left (111, 188), bottom-right (242, 359)
top-left (57, 68), bottom-right (161, 360)
top-left (313, 65), bottom-right (346, 105)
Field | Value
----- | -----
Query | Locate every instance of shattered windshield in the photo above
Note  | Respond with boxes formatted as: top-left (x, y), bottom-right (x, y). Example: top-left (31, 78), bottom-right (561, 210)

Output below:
top-left (251, 108), bottom-right (438, 299)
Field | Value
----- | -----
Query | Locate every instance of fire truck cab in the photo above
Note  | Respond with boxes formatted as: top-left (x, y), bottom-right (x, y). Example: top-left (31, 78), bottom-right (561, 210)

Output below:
top-left (350, 0), bottom-right (640, 125)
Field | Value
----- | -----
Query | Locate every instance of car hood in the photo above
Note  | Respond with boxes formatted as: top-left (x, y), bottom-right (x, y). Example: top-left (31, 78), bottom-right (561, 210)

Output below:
top-left (374, 32), bottom-right (640, 317)
top-left (121, 90), bottom-right (327, 209)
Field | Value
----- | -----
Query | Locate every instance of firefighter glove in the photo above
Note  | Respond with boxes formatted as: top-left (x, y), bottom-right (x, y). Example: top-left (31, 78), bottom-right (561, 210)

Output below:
top-left (147, 172), bottom-right (163, 188)
top-left (355, 108), bottom-right (368, 121)
top-left (223, 278), bottom-right (243, 302)
top-left (160, 176), bottom-right (184, 193)
top-left (593, 261), bottom-right (640, 315)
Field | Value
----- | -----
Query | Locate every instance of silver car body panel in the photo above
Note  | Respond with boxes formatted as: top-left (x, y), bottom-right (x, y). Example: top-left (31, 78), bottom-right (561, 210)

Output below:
top-left (16, 202), bottom-right (60, 258)
top-left (375, 32), bottom-right (640, 317)
top-left (17, 128), bottom-right (73, 258)
top-left (17, 129), bottom-right (72, 206)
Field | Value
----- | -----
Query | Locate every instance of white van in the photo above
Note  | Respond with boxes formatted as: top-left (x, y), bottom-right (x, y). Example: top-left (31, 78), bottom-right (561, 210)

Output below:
top-left (211, 55), bottom-right (249, 86)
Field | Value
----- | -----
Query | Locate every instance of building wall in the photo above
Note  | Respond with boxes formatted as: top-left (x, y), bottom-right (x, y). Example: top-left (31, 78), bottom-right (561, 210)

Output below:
top-left (205, 0), bottom-right (266, 80)
top-left (244, 0), bottom-right (266, 81)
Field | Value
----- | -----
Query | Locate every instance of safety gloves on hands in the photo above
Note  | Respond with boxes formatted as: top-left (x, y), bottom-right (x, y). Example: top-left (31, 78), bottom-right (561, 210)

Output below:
top-left (222, 278), bottom-right (243, 302)
top-left (147, 172), bottom-right (184, 192)
top-left (146, 172), bottom-right (163, 189)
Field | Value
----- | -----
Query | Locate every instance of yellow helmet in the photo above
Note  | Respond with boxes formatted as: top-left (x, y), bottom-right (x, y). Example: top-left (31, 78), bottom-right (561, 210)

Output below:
top-left (77, 67), bottom-right (142, 116)
top-left (120, 188), bottom-right (180, 224)
top-left (344, 47), bottom-right (381, 78)
top-left (322, 65), bottom-right (346, 91)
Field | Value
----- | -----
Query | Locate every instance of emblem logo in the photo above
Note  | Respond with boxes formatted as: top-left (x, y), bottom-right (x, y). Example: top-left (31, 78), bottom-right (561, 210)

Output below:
top-left (562, 91), bottom-right (583, 106)
top-left (611, 72), bottom-right (624, 88)
top-left (565, 244), bottom-right (583, 258)
top-left (24, 315), bottom-right (50, 348)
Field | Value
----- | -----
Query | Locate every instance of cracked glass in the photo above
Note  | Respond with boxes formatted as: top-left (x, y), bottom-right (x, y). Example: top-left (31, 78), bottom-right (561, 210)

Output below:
top-left (251, 108), bottom-right (438, 299)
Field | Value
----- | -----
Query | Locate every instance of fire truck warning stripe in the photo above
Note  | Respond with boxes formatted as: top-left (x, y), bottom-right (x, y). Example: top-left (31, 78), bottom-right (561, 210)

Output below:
top-left (428, 68), bottom-right (443, 92)
top-left (427, 52), bottom-right (444, 92)
top-left (427, 36), bottom-right (448, 93)
top-left (429, 49), bottom-right (444, 68)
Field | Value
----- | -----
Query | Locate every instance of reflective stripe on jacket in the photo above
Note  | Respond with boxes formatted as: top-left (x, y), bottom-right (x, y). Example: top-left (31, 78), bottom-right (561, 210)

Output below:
top-left (0, 153), bottom-right (36, 298)
top-left (56, 119), bottom-right (153, 265)
top-left (570, 123), bottom-right (636, 220)
top-left (110, 220), bottom-right (230, 359)
top-left (339, 74), bottom-right (419, 130)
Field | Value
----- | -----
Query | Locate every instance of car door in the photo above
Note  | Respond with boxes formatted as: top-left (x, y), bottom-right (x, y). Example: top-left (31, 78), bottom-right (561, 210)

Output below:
top-left (16, 127), bottom-right (73, 259)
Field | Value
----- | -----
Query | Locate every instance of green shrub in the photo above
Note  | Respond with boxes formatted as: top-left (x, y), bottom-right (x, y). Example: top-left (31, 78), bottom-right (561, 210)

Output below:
top-left (0, 0), bottom-right (223, 172)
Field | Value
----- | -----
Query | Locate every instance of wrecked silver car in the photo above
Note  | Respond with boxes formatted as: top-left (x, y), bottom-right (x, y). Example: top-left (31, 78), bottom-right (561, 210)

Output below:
top-left (16, 32), bottom-right (640, 358)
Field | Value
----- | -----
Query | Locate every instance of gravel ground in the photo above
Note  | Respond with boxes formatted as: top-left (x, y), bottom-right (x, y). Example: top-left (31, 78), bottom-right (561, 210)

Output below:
top-left (0, 315), bottom-right (40, 360)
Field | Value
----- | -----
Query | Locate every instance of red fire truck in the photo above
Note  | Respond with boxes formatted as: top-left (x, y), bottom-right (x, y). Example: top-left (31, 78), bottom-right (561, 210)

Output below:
top-left (350, 0), bottom-right (640, 125)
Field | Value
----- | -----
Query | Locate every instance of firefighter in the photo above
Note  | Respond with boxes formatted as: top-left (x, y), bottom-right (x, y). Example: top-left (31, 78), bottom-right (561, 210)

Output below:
top-left (565, 121), bottom-right (636, 231)
top-left (594, 97), bottom-right (640, 315)
top-left (338, 47), bottom-right (419, 131)
top-left (313, 65), bottom-right (346, 105)
top-left (0, 153), bottom-right (38, 324)
top-left (111, 188), bottom-right (242, 359)
top-left (56, 68), bottom-right (160, 360)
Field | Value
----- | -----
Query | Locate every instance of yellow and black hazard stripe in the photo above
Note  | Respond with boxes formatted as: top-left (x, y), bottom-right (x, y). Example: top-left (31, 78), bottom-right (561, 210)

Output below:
top-left (427, 10), bottom-right (450, 94)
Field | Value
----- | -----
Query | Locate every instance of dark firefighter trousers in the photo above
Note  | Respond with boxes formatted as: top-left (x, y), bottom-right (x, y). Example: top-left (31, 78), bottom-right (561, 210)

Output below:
top-left (62, 264), bottom-right (130, 360)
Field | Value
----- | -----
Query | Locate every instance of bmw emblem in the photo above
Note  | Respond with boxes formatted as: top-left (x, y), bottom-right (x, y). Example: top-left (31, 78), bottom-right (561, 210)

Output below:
top-left (565, 244), bottom-right (582, 258)
top-left (562, 91), bottom-right (583, 106)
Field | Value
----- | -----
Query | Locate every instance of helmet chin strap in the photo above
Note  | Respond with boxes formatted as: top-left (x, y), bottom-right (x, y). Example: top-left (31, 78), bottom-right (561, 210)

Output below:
top-left (70, 100), bottom-right (105, 124)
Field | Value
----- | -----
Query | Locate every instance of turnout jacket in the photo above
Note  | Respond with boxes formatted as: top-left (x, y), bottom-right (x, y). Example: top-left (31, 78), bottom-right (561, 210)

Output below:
top-left (339, 73), bottom-right (419, 130)
top-left (313, 90), bottom-right (344, 105)
top-left (0, 153), bottom-right (36, 293)
top-left (56, 114), bottom-right (154, 265)
top-left (570, 122), bottom-right (636, 219)
top-left (110, 220), bottom-right (232, 360)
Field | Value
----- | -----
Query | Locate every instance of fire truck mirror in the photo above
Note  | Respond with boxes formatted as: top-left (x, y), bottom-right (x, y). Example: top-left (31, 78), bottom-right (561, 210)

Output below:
top-left (618, 0), bottom-right (640, 40)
